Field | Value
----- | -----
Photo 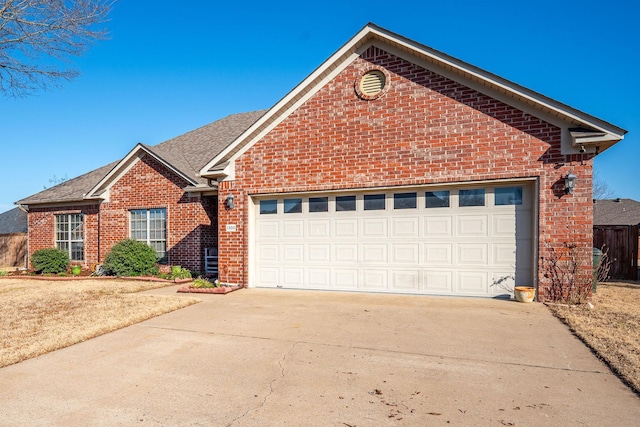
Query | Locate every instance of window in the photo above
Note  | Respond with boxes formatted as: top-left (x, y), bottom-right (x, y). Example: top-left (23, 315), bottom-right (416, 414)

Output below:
top-left (284, 198), bottom-right (302, 214)
top-left (309, 197), bottom-right (329, 213)
top-left (336, 195), bottom-right (356, 212)
top-left (495, 187), bottom-right (523, 206)
top-left (459, 189), bottom-right (485, 207)
top-left (364, 194), bottom-right (385, 210)
top-left (426, 191), bottom-right (450, 208)
top-left (55, 214), bottom-right (83, 261)
top-left (260, 200), bottom-right (277, 214)
top-left (131, 208), bottom-right (166, 261)
top-left (394, 192), bottom-right (417, 209)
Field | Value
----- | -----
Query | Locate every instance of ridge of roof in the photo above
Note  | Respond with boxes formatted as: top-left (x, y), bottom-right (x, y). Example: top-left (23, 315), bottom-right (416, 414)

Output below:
top-left (200, 23), bottom-right (626, 176)
top-left (16, 110), bottom-right (267, 206)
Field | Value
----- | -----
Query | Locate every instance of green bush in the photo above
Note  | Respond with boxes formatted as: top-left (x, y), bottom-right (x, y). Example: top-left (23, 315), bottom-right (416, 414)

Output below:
top-left (103, 239), bottom-right (159, 277)
top-left (190, 277), bottom-right (216, 288)
top-left (31, 248), bottom-right (70, 274)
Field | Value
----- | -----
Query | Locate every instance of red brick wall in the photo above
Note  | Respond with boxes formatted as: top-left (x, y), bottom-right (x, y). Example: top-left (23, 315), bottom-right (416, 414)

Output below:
top-left (217, 46), bottom-right (594, 301)
top-left (27, 154), bottom-right (217, 273)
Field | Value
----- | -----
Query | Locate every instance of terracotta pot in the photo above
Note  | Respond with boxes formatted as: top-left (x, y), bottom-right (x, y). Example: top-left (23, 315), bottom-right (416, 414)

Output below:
top-left (514, 286), bottom-right (536, 303)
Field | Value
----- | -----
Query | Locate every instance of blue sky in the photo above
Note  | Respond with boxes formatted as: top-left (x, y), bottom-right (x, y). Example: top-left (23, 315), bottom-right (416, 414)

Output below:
top-left (2, 0), bottom-right (638, 213)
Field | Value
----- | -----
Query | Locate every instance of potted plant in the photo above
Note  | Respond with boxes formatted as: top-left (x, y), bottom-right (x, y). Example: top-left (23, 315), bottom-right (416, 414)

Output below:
top-left (514, 286), bottom-right (536, 303)
top-left (71, 265), bottom-right (82, 276)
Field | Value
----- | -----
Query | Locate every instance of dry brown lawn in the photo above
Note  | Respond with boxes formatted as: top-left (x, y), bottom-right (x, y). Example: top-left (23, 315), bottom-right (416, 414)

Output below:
top-left (0, 278), bottom-right (199, 368)
top-left (547, 282), bottom-right (640, 394)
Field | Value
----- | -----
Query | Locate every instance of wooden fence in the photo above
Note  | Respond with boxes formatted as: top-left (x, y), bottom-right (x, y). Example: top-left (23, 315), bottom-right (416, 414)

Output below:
top-left (0, 233), bottom-right (27, 269)
top-left (593, 225), bottom-right (639, 280)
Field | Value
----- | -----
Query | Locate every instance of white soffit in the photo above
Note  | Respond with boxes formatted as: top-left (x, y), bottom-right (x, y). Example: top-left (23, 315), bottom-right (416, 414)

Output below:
top-left (199, 23), bottom-right (626, 177)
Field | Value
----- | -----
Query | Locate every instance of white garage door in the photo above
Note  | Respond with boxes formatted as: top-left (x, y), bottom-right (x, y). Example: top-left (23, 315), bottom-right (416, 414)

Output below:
top-left (252, 183), bottom-right (533, 297)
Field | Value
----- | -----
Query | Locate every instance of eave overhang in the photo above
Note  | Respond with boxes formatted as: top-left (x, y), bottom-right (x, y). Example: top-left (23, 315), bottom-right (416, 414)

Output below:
top-left (199, 23), bottom-right (627, 178)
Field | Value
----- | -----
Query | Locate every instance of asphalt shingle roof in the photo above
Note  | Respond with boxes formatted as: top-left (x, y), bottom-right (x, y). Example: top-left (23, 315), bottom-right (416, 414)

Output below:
top-left (593, 198), bottom-right (640, 226)
top-left (16, 110), bottom-right (266, 206)
top-left (0, 207), bottom-right (27, 234)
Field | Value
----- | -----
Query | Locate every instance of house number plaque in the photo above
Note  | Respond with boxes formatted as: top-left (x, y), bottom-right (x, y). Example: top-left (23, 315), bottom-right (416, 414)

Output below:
top-left (226, 224), bottom-right (237, 232)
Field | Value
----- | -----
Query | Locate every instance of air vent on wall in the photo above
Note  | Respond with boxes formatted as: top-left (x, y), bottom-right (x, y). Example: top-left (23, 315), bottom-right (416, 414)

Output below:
top-left (359, 70), bottom-right (386, 96)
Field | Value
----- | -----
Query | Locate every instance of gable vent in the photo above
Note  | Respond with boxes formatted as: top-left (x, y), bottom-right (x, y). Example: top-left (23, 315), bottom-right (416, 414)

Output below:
top-left (359, 70), bottom-right (386, 96)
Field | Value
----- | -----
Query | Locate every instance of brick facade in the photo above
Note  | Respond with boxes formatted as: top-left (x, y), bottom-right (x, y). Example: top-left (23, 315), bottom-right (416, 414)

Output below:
top-left (27, 154), bottom-right (217, 272)
top-left (216, 46), bottom-right (594, 301)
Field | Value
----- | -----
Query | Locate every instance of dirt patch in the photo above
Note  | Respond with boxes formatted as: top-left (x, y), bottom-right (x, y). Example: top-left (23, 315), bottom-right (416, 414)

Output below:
top-left (547, 282), bottom-right (640, 394)
top-left (0, 278), bottom-right (199, 368)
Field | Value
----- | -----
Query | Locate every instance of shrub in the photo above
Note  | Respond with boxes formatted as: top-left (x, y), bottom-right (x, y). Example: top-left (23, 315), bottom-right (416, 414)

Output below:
top-left (103, 239), bottom-right (159, 277)
top-left (31, 248), bottom-right (70, 274)
top-left (190, 278), bottom-right (216, 288)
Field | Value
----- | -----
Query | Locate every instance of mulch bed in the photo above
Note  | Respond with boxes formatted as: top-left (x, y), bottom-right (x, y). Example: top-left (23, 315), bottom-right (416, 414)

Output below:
top-left (177, 286), bottom-right (241, 294)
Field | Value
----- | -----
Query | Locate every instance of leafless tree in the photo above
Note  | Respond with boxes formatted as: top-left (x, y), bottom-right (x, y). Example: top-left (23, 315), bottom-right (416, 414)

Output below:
top-left (593, 170), bottom-right (615, 200)
top-left (0, 0), bottom-right (113, 97)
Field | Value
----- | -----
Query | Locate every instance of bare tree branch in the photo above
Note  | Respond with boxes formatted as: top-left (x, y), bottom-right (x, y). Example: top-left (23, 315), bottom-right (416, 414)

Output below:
top-left (0, 0), bottom-right (114, 97)
top-left (593, 170), bottom-right (616, 200)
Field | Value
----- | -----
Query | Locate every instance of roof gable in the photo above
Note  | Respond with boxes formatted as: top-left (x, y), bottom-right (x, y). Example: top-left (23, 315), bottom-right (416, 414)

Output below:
top-left (16, 111), bottom-right (266, 207)
top-left (199, 23), bottom-right (627, 178)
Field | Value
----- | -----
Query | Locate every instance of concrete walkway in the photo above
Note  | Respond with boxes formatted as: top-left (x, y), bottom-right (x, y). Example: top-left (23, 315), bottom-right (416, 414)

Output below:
top-left (0, 288), bottom-right (638, 426)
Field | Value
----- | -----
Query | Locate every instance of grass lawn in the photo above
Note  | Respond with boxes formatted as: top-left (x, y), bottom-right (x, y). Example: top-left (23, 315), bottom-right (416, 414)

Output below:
top-left (547, 282), bottom-right (640, 395)
top-left (0, 278), bottom-right (199, 368)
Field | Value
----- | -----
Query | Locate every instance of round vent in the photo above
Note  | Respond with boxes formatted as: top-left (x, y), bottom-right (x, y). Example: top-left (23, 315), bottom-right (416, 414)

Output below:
top-left (359, 70), bottom-right (386, 96)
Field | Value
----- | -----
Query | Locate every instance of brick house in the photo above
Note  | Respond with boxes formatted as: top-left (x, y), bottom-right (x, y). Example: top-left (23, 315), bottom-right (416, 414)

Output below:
top-left (17, 24), bottom-right (626, 301)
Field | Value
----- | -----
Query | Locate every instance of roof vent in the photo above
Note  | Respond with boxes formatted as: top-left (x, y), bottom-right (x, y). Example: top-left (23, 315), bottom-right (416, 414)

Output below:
top-left (355, 69), bottom-right (389, 100)
top-left (615, 198), bottom-right (621, 202)
top-left (360, 70), bottom-right (385, 96)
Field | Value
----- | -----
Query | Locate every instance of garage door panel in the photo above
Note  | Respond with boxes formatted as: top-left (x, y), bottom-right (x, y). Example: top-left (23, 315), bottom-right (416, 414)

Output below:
top-left (282, 220), bottom-right (304, 238)
top-left (335, 244), bottom-right (357, 263)
top-left (283, 244), bottom-right (304, 262)
top-left (392, 244), bottom-right (419, 264)
top-left (362, 269), bottom-right (387, 289)
top-left (308, 219), bottom-right (331, 238)
top-left (457, 271), bottom-right (488, 293)
top-left (334, 219), bottom-right (358, 238)
top-left (392, 217), bottom-right (420, 237)
top-left (458, 215), bottom-right (488, 237)
top-left (282, 268), bottom-right (303, 287)
top-left (308, 244), bottom-right (331, 263)
top-left (362, 218), bottom-right (387, 238)
top-left (253, 183), bottom-right (532, 297)
top-left (424, 271), bottom-right (453, 292)
top-left (425, 244), bottom-right (453, 265)
top-left (392, 270), bottom-right (420, 291)
top-left (308, 269), bottom-right (331, 288)
top-left (258, 268), bottom-right (279, 287)
top-left (257, 244), bottom-right (279, 262)
top-left (493, 243), bottom-right (516, 265)
top-left (335, 269), bottom-right (358, 288)
top-left (257, 221), bottom-right (279, 238)
top-left (362, 244), bottom-right (388, 263)
top-left (425, 217), bottom-right (452, 237)
top-left (458, 244), bottom-right (488, 265)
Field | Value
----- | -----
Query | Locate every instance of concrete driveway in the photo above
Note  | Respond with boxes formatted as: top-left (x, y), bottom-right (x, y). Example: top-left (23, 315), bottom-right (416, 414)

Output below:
top-left (0, 288), bottom-right (638, 426)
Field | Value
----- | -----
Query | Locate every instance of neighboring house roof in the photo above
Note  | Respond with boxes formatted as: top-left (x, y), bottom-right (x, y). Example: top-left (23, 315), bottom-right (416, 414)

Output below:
top-left (16, 110), bottom-right (266, 207)
top-left (200, 23), bottom-right (627, 177)
top-left (594, 199), bottom-right (640, 226)
top-left (0, 207), bottom-right (28, 234)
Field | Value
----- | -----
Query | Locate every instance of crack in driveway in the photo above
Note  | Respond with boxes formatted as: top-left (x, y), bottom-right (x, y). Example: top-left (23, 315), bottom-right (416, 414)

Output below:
top-left (144, 325), bottom-right (608, 375)
top-left (226, 341), bottom-right (298, 427)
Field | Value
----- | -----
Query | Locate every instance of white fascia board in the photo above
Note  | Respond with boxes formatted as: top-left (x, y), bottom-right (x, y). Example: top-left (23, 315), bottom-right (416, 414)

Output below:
top-left (199, 26), bottom-right (374, 177)
top-left (369, 25), bottom-right (626, 140)
top-left (85, 144), bottom-right (197, 199)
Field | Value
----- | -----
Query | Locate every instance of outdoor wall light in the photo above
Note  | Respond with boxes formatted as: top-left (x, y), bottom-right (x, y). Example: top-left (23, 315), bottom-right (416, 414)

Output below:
top-left (564, 171), bottom-right (577, 194)
top-left (225, 193), bottom-right (235, 209)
